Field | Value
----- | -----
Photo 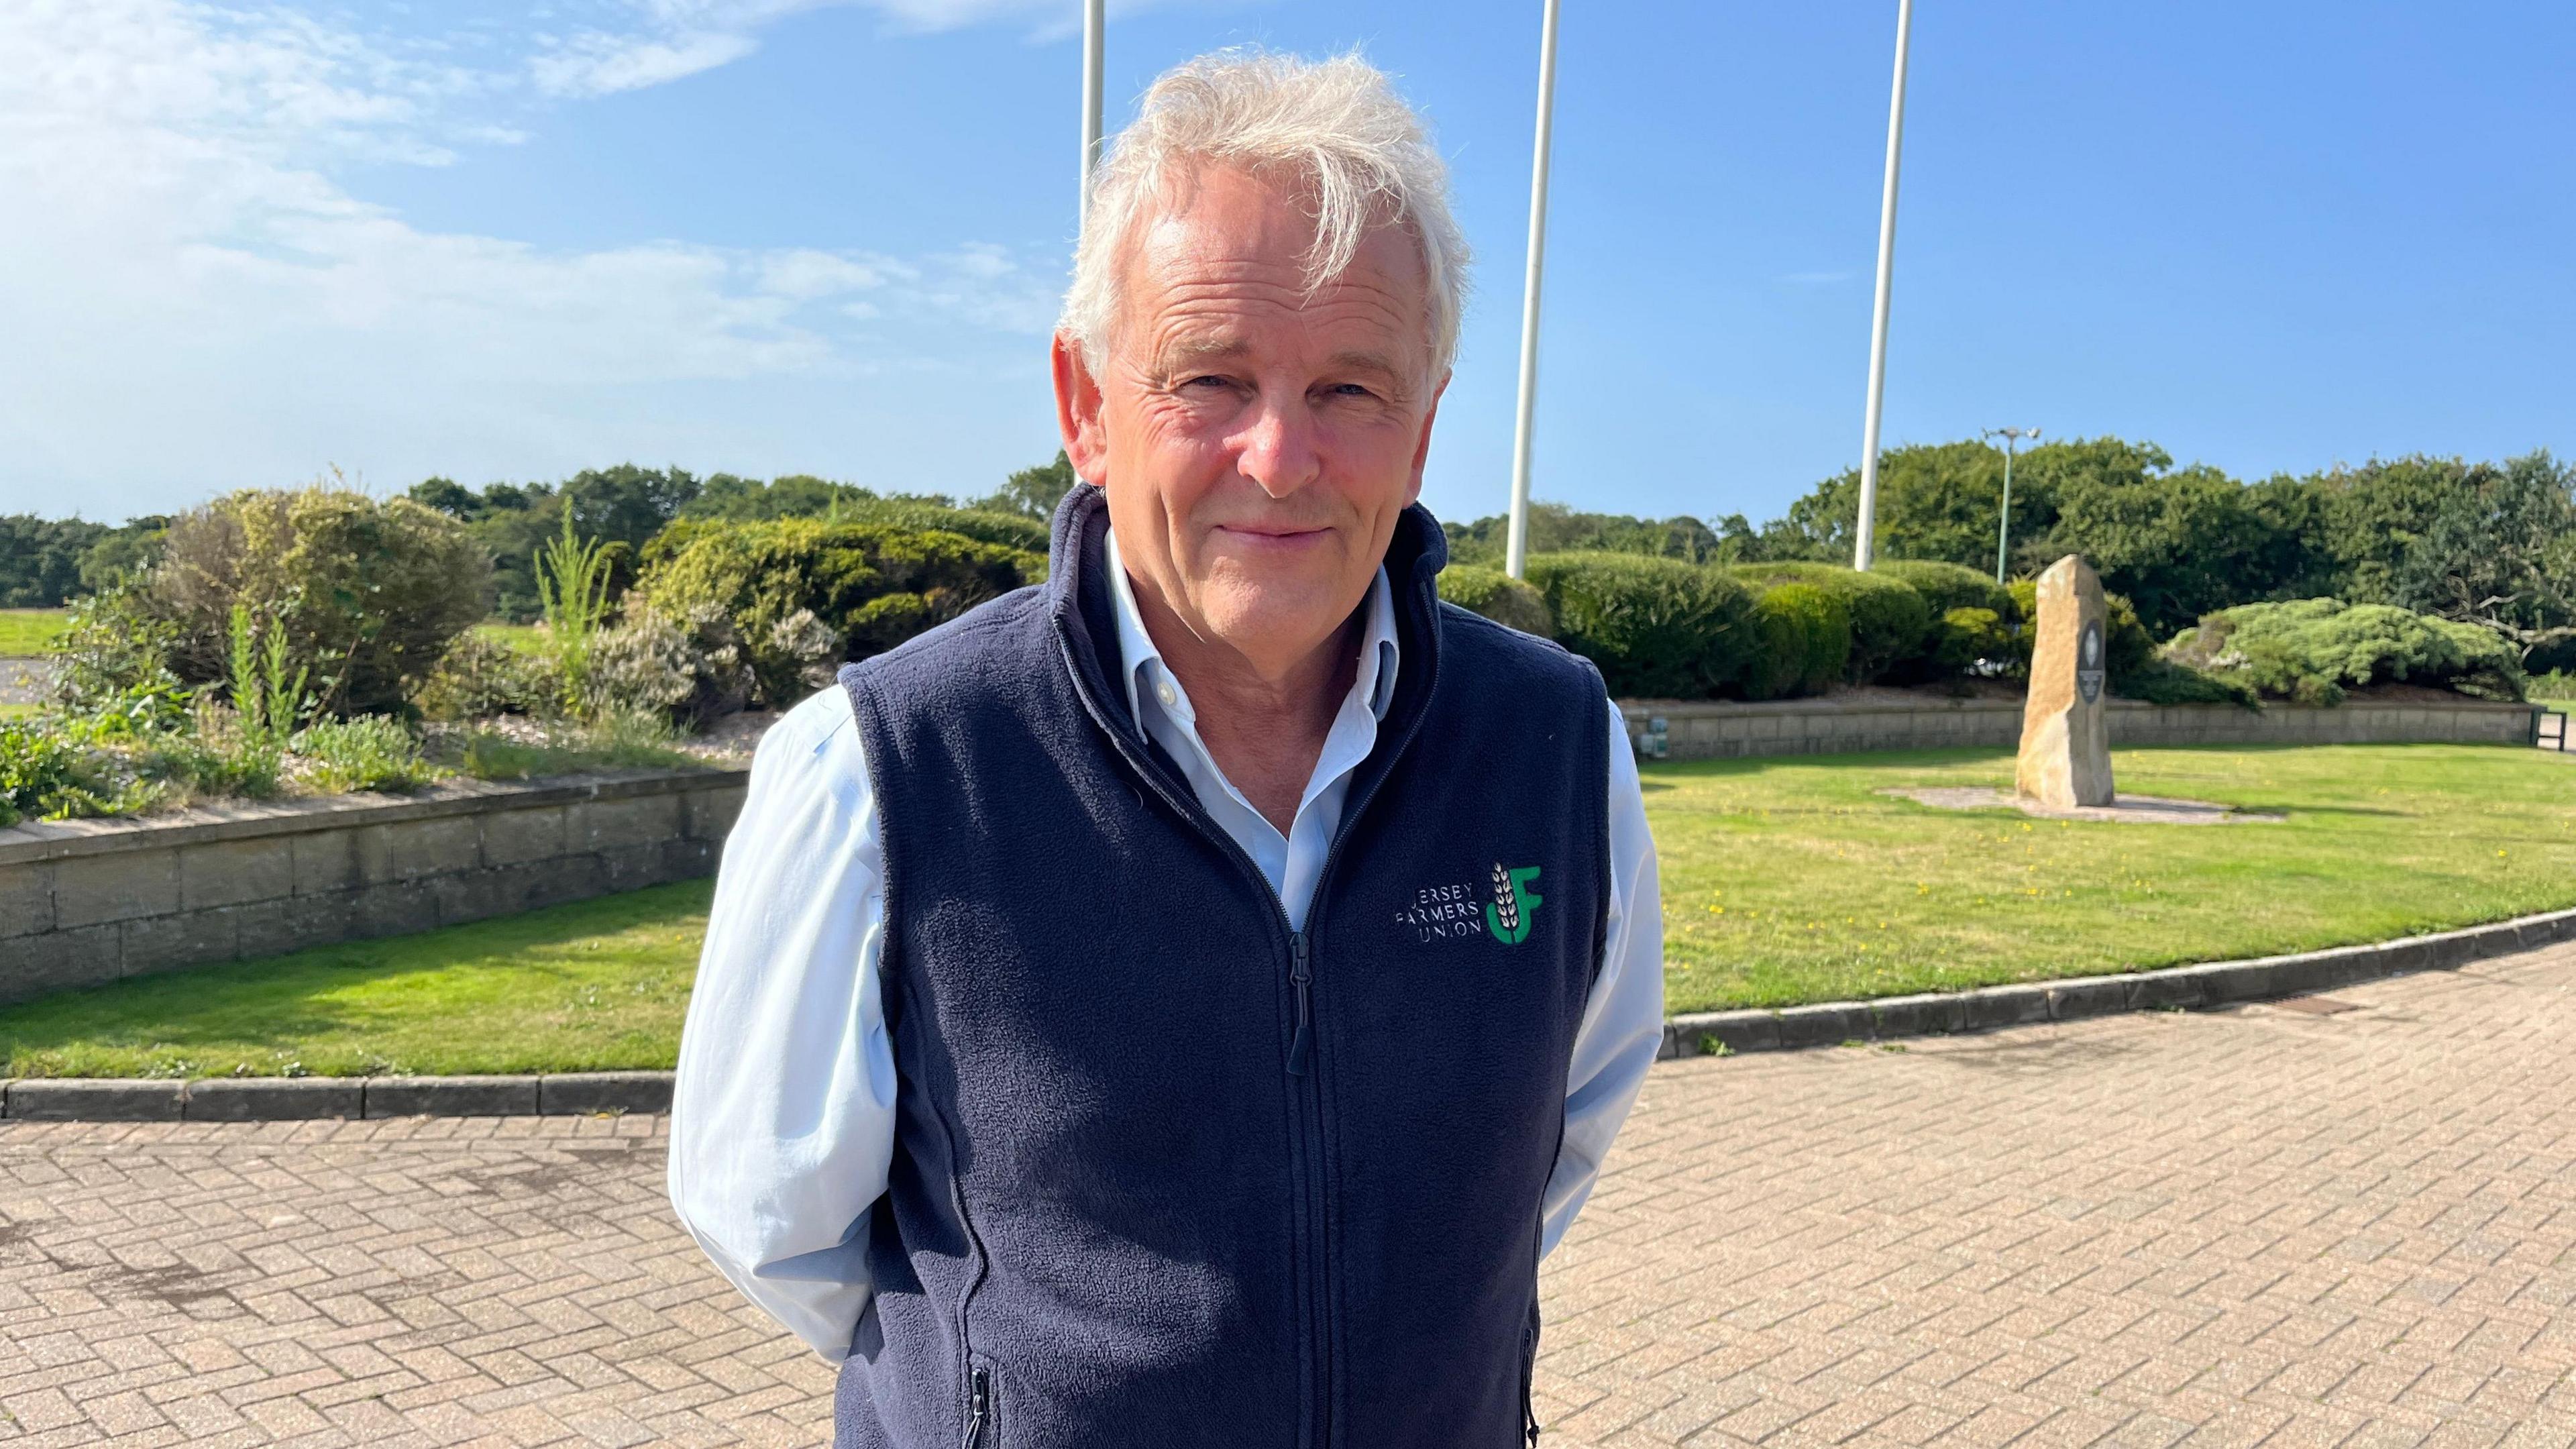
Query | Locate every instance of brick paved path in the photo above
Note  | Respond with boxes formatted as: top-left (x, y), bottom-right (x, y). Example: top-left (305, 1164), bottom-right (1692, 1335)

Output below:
top-left (4, 945), bottom-right (2573, 1446)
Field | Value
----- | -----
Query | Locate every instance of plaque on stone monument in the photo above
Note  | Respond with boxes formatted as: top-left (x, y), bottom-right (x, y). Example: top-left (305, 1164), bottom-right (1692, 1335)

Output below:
top-left (2017, 555), bottom-right (2115, 809)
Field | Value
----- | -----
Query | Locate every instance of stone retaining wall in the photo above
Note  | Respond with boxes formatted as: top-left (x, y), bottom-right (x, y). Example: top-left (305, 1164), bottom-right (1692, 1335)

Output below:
top-left (1620, 696), bottom-right (2540, 761)
top-left (0, 769), bottom-right (747, 1006)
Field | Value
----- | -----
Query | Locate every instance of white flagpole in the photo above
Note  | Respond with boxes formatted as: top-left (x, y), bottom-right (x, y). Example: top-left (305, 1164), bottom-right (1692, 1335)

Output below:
top-left (1504, 0), bottom-right (1562, 581)
top-left (1852, 0), bottom-right (1914, 570)
top-left (1079, 0), bottom-right (1105, 229)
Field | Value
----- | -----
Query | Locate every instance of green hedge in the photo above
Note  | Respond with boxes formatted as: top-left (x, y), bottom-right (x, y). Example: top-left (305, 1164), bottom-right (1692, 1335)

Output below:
top-left (1739, 583), bottom-right (1851, 701)
top-left (1435, 565), bottom-right (1552, 637)
top-left (1729, 562), bottom-right (1931, 683)
top-left (2165, 598), bottom-right (2524, 704)
top-left (635, 519), bottom-right (1043, 704)
top-left (1872, 559), bottom-right (2014, 623)
top-left (1524, 553), bottom-right (1752, 698)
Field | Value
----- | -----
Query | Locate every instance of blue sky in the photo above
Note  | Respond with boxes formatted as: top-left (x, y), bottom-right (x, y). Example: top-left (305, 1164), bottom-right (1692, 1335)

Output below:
top-left (5, 1), bottom-right (2569, 528)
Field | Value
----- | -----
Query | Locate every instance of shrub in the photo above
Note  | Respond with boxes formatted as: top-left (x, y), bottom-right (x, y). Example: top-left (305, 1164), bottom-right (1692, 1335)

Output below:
top-left (1523, 553), bottom-right (1754, 698)
top-left (1738, 584), bottom-right (1851, 701)
top-left (2165, 598), bottom-right (2524, 704)
top-left (1436, 565), bottom-right (1553, 636)
top-left (1728, 562), bottom-right (1931, 684)
top-left (0, 718), bottom-right (152, 825)
top-left (292, 716), bottom-right (436, 794)
top-left (144, 485), bottom-right (490, 717)
top-left (635, 519), bottom-right (1043, 705)
top-left (588, 604), bottom-right (759, 729)
top-left (1920, 606), bottom-right (2014, 678)
top-left (47, 586), bottom-right (192, 737)
top-left (1872, 559), bottom-right (2015, 623)
top-left (415, 632), bottom-right (549, 722)
top-left (2114, 656), bottom-right (2259, 708)
top-left (533, 508), bottom-right (617, 717)
top-left (645, 500), bottom-right (1051, 574)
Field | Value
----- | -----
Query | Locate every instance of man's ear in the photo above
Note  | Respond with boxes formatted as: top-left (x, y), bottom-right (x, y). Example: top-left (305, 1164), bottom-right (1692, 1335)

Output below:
top-left (1404, 370), bottom-right (1450, 506)
top-left (1053, 333), bottom-right (1109, 484)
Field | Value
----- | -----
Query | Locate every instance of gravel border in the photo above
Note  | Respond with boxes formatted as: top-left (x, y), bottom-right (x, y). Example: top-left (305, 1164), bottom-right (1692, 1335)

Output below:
top-left (7, 908), bottom-right (2573, 1119)
top-left (1661, 905), bottom-right (2576, 1059)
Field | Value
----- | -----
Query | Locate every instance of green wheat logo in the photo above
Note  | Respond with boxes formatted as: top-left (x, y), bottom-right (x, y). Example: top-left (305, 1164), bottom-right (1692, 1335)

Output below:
top-left (1485, 863), bottom-right (1543, 946)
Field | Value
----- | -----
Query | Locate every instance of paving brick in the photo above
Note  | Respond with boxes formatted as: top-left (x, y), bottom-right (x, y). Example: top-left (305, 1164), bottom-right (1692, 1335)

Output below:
top-left (4, 943), bottom-right (2575, 1446)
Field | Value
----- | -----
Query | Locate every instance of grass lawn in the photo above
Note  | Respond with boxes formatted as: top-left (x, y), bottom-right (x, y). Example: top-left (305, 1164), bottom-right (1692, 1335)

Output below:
top-left (0, 608), bottom-right (68, 655)
top-left (5, 743), bottom-right (2571, 1075)
top-left (474, 621), bottom-right (551, 656)
top-left (1654, 743), bottom-right (2576, 1012)
top-left (0, 880), bottom-right (709, 1078)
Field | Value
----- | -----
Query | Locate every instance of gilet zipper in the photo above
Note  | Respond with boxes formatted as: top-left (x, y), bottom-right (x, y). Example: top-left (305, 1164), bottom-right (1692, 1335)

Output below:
top-left (1287, 931), bottom-right (1314, 1075)
top-left (961, 1366), bottom-right (991, 1448)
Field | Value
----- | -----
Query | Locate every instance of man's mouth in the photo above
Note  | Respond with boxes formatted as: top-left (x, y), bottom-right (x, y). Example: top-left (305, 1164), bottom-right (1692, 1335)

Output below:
top-left (1213, 523), bottom-right (1332, 546)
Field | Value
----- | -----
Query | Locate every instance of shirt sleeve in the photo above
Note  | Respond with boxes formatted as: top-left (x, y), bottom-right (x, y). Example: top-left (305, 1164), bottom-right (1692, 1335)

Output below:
top-left (667, 686), bottom-right (898, 1362)
top-left (1539, 698), bottom-right (1666, 1256)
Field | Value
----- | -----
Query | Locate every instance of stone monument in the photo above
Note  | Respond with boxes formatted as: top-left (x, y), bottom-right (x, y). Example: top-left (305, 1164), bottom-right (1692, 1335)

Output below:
top-left (2017, 554), bottom-right (2114, 808)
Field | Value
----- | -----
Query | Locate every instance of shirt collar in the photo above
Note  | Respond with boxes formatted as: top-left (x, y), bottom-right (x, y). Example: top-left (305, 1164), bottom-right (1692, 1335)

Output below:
top-left (1104, 528), bottom-right (1401, 729)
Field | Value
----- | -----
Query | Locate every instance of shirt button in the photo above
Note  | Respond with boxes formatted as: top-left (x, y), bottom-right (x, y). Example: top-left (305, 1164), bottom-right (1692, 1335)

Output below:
top-left (1156, 682), bottom-right (1178, 708)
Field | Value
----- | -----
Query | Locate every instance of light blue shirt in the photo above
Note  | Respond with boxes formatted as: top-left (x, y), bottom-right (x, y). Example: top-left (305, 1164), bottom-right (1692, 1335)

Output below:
top-left (669, 533), bottom-right (1667, 1361)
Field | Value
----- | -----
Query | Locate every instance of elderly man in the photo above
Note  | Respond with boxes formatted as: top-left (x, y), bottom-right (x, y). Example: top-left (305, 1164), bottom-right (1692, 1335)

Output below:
top-left (670, 50), bottom-right (1662, 1447)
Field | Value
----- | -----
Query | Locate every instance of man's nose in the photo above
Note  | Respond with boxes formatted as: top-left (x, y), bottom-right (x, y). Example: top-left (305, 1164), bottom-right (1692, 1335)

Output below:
top-left (1233, 396), bottom-right (1323, 500)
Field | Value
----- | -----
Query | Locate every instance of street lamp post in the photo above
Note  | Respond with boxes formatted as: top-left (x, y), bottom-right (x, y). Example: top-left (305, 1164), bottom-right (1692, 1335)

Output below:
top-left (1851, 0), bottom-right (1915, 571)
top-left (1980, 425), bottom-right (2041, 583)
top-left (1503, 0), bottom-right (1563, 580)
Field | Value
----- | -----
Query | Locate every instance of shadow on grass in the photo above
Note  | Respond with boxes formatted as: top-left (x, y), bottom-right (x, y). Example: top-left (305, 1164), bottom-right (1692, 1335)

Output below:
top-left (0, 879), bottom-right (713, 1065)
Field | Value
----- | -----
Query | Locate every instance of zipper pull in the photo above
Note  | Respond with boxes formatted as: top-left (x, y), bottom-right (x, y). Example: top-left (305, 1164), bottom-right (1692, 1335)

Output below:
top-left (1287, 931), bottom-right (1313, 1076)
top-left (961, 1367), bottom-right (989, 1448)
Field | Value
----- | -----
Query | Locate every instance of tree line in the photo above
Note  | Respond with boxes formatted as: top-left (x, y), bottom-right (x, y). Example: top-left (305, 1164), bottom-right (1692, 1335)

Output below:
top-left (10, 437), bottom-right (2567, 665)
top-left (1444, 437), bottom-right (2575, 663)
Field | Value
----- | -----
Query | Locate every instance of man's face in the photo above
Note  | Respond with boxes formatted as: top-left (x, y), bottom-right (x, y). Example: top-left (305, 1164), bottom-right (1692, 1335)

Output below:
top-left (1055, 164), bottom-right (1446, 675)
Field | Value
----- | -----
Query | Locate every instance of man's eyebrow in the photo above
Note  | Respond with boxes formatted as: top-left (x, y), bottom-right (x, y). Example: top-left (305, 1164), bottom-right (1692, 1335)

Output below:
top-left (1156, 335), bottom-right (1252, 369)
top-left (1326, 349), bottom-right (1404, 380)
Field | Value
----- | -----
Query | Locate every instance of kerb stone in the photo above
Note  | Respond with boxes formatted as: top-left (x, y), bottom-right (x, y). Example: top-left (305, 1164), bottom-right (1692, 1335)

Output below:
top-left (6, 1078), bottom-right (184, 1120)
top-left (541, 1071), bottom-right (675, 1115)
top-left (185, 1077), bottom-right (364, 1121)
top-left (366, 1075), bottom-right (541, 1118)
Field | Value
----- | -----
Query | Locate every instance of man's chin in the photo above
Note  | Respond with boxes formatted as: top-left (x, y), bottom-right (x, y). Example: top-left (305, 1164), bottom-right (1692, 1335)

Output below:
top-left (1194, 585), bottom-right (1355, 659)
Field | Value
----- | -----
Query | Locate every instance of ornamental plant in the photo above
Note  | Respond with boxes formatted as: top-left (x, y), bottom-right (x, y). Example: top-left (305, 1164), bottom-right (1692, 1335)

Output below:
top-left (1727, 562), bottom-right (1931, 684)
top-left (142, 483), bottom-right (489, 717)
top-left (2165, 598), bottom-right (2524, 704)
top-left (1737, 583), bottom-right (1851, 701)
top-left (1435, 565), bottom-right (1553, 637)
top-left (634, 519), bottom-right (1042, 706)
top-left (1522, 552), bottom-right (1754, 698)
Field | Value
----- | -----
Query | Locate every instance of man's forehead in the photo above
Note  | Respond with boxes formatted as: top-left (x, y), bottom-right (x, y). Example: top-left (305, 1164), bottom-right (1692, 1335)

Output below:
top-left (1116, 166), bottom-right (1431, 361)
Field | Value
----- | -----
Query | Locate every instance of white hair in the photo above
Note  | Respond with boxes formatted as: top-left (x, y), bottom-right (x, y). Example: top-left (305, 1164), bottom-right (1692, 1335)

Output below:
top-left (1060, 50), bottom-right (1471, 384)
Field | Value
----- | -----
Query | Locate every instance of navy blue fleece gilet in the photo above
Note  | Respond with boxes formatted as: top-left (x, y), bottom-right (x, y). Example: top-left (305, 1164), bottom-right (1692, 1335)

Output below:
top-left (832, 485), bottom-right (1610, 1448)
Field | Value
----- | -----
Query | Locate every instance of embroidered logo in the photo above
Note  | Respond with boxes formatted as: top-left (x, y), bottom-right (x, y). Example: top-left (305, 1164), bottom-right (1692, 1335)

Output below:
top-left (1485, 864), bottom-right (1543, 946)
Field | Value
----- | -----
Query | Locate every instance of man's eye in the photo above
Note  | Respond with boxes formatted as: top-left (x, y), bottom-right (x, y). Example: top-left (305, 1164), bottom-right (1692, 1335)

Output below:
top-left (1183, 375), bottom-right (1232, 390)
top-left (1327, 383), bottom-right (1375, 399)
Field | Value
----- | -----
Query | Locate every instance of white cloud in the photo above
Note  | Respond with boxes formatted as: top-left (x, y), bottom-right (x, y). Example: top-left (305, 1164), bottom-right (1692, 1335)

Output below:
top-left (0, 0), bottom-right (1065, 512)
top-left (529, 27), bottom-right (762, 97)
top-left (760, 249), bottom-right (906, 301)
top-left (523, 0), bottom-right (1211, 96)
